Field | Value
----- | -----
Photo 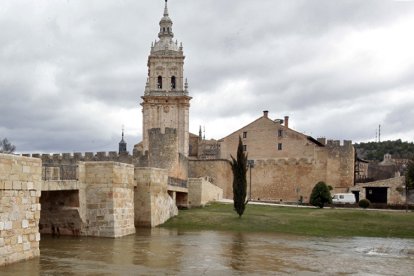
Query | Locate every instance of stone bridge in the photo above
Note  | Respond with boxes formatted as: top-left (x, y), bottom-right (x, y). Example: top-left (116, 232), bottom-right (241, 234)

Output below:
top-left (1, 154), bottom-right (222, 266)
top-left (40, 161), bottom-right (187, 237)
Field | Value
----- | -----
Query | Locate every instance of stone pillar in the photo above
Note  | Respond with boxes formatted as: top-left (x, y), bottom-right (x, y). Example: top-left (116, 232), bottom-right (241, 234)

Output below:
top-left (134, 167), bottom-right (178, 227)
top-left (0, 154), bottom-right (42, 266)
top-left (83, 162), bottom-right (135, 237)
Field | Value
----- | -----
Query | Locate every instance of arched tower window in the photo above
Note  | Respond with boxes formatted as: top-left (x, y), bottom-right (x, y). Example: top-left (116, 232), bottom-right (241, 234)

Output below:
top-left (171, 76), bottom-right (176, 89)
top-left (157, 76), bottom-right (162, 89)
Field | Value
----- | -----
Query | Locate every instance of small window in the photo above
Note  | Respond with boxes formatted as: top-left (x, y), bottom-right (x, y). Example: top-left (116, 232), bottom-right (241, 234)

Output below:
top-left (278, 129), bottom-right (283, 137)
top-left (243, 145), bottom-right (247, 152)
top-left (171, 76), bottom-right (176, 89)
top-left (339, 195), bottom-right (344, 199)
top-left (278, 143), bottom-right (282, 150)
top-left (243, 131), bottom-right (247, 138)
top-left (157, 76), bottom-right (162, 89)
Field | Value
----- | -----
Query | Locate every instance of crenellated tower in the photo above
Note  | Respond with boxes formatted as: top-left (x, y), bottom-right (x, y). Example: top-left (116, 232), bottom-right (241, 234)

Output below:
top-left (140, 0), bottom-right (191, 180)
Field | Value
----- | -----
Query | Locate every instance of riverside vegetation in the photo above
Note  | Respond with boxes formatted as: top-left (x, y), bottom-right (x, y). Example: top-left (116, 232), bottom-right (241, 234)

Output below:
top-left (162, 203), bottom-right (414, 238)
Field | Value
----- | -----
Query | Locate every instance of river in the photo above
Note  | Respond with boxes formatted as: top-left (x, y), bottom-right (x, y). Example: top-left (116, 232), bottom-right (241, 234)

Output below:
top-left (2, 229), bottom-right (414, 275)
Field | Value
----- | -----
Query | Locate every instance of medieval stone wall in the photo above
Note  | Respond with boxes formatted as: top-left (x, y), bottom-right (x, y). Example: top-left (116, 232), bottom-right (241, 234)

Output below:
top-left (188, 177), bottom-right (223, 207)
top-left (249, 158), bottom-right (328, 203)
top-left (190, 139), bottom-right (355, 203)
top-left (147, 127), bottom-right (188, 181)
top-left (323, 140), bottom-right (355, 189)
top-left (134, 167), bottom-right (178, 227)
top-left (0, 154), bottom-right (41, 266)
top-left (22, 152), bottom-right (134, 165)
top-left (188, 159), bottom-right (232, 198)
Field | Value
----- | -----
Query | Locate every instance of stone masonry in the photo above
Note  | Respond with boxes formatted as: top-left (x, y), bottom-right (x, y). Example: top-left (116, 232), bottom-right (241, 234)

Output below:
top-left (189, 112), bottom-right (355, 203)
top-left (134, 167), bottom-right (178, 227)
top-left (351, 176), bottom-right (410, 205)
top-left (0, 154), bottom-right (41, 266)
top-left (188, 177), bottom-right (223, 207)
top-left (82, 162), bottom-right (136, 237)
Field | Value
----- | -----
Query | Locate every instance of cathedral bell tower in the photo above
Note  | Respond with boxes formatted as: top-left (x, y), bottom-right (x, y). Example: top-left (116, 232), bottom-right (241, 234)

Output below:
top-left (141, 0), bottom-right (191, 178)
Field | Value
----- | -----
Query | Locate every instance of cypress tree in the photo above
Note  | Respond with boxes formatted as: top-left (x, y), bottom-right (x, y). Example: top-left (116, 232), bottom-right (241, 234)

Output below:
top-left (231, 136), bottom-right (248, 217)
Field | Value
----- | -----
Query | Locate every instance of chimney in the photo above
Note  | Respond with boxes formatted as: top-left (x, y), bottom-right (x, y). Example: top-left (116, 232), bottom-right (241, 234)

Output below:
top-left (284, 116), bottom-right (289, 128)
top-left (263, 110), bottom-right (269, 118)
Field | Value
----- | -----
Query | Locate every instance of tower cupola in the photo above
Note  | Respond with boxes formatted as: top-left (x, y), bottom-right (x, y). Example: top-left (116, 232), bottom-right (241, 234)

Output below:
top-left (158, 0), bottom-right (174, 39)
top-left (152, 0), bottom-right (180, 53)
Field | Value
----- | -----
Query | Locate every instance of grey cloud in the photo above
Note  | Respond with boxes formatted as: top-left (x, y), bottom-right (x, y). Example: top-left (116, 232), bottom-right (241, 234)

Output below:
top-left (1, 0), bottom-right (414, 153)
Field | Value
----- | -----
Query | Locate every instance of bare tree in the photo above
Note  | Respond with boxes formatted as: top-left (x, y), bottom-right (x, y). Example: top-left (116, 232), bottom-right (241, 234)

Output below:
top-left (0, 138), bottom-right (16, 154)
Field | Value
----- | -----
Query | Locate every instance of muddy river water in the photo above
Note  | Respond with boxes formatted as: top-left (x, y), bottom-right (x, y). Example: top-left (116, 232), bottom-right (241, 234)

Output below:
top-left (2, 229), bottom-right (414, 275)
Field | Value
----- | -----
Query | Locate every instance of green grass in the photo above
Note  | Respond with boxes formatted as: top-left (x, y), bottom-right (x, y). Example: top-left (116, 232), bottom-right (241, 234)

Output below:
top-left (161, 203), bottom-right (414, 238)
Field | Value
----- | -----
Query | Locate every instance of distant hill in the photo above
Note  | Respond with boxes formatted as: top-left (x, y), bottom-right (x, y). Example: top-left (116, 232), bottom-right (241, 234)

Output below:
top-left (354, 139), bottom-right (414, 161)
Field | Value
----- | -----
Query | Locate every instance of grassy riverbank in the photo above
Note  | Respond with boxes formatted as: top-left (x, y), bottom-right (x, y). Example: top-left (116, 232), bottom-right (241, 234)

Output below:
top-left (162, 203), bottom-right (414, 238)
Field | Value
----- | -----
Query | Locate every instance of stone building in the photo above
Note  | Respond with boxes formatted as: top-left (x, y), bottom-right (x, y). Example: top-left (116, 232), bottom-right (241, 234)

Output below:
top-left (351, 154), bottom-right (413, 205)
top-left (189, 111), bottom-right (355, 203)
top-left (134, 0), bottom-right (191, 185)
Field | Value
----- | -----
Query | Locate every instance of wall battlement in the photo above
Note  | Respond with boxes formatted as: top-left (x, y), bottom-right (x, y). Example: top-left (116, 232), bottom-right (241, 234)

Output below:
top-left (316, 139), bottom-right (353, 148)
top-left (22, 151), bottom-right (134, 165)
top-left (328, 139), bottom-right (353, 148)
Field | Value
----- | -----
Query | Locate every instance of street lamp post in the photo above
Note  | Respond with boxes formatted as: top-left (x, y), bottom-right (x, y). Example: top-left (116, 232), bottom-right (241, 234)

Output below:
top-left (247, 160), bottom-right (255, 201)
top-left (402, 164), bottom-right (408, 213)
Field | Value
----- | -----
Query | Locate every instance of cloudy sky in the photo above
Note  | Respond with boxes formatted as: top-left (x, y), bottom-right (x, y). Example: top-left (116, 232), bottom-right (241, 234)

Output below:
top-left (1, 0), bottom-right (414, 153)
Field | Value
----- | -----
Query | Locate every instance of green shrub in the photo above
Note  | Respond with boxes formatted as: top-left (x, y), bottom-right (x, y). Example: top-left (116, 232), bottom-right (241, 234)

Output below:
top-left (310, 181), bottom-right (332, 208)
top-left (358, 199), bottom-right (371, 209)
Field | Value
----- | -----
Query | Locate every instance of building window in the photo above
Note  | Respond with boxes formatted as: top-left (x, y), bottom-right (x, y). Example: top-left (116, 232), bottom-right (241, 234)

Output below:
top-left (243, 131), bottom-right (247, 138)
top-left (243, 145), bottom-right (247, 152)
top-left (157, 76), bottom-right (162, 89)
top-left (278, 129), bottom-right (283, 137)
top-left (171, 76), bottom-right (176, 89)
top-left (278, 143), bottom-right (282, 150)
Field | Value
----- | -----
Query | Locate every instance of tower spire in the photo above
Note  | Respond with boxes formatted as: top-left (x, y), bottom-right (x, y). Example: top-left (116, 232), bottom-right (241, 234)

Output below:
top-left (164, 0), bottom-right (169, 17)
top-left (119, 125), bottom-right (127, 154)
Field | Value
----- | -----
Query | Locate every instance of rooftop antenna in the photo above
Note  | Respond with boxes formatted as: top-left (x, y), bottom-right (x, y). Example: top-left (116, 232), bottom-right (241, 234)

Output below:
top-left (378, 124), bottom-right (381, 143)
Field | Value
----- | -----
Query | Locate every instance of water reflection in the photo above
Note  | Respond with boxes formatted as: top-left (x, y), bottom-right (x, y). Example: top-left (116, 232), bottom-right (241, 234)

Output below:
top-left (1, 230), bottom-right (413, 275)
top-left (229, 232), bottom-right (247, 271)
